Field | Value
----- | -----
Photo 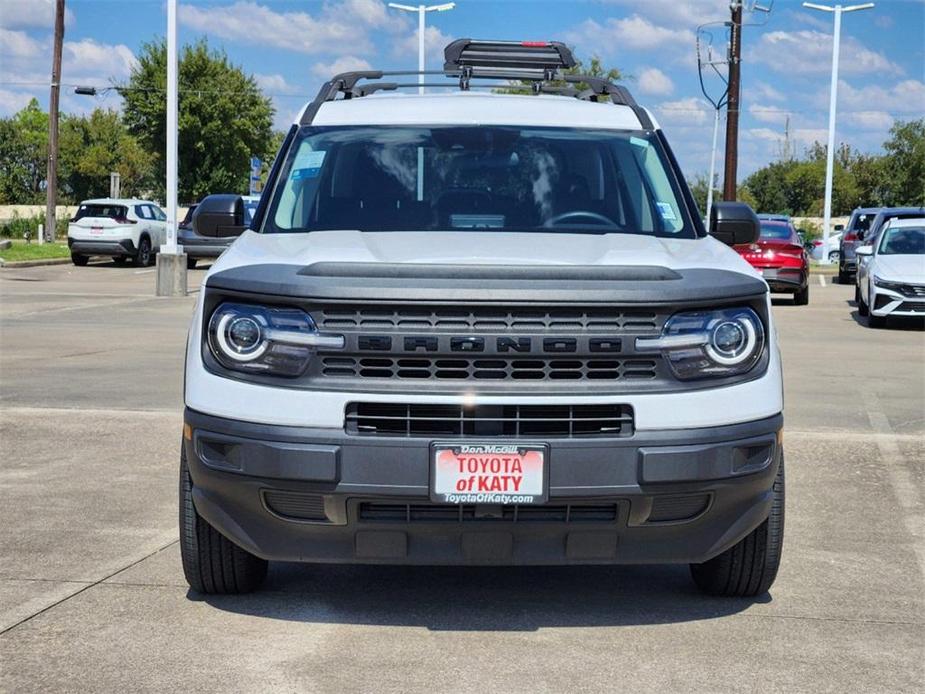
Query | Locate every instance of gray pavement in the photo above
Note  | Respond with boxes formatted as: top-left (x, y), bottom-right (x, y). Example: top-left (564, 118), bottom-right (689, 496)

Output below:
top-left (1, 264), bottom-right (923, 692)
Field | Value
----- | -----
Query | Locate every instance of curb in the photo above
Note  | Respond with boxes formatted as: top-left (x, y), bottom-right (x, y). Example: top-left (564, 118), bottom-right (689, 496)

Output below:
top-left (0, 257), bottom-right (72, 269)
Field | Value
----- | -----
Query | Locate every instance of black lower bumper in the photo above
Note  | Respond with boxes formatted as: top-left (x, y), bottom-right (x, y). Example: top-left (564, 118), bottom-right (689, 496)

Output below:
top-left (184, 408), bottom-right (783, 565)
top-left (760, 267), bottom-right (806, 293)
top-left (177, 230), bottom-right (235, 258)
top-left (67, 238), bottom-right (136, 256)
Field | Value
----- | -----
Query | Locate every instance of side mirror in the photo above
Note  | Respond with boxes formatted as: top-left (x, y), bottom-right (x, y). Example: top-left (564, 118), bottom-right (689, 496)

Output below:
top-left (834, 224), bottom-right (844, 231)
top-left (709, 201), bottom-right (760, 246)
top-left (191, 194), bottom-right (246, 238)
top-left (855, 245), bottom-right (873, 257)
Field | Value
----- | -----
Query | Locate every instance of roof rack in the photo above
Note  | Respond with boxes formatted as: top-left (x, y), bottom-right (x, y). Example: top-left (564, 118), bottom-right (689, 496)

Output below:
top-left (300, 38), bottom-right (652, 130)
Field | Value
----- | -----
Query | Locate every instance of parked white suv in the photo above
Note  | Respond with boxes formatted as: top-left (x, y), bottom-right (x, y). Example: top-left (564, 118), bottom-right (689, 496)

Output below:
top-left (180, 40), bottom-right (785, 598)
top-left (67, 198), bottom-right (167, 266)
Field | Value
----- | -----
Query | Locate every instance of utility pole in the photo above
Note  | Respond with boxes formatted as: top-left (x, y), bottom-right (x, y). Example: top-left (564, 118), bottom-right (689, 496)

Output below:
top-left (722, 0), bottom-right (743, 201)
top-left (45, 0), bottom-right (65, 243)
top-left (803, 2), bottom-right (875, 264)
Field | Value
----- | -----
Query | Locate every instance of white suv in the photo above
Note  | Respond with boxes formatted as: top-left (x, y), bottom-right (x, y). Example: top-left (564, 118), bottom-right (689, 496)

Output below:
top-left (180, 40), bottom-right (785, 597)
top-left (67, 198), bottom-right (167, 266)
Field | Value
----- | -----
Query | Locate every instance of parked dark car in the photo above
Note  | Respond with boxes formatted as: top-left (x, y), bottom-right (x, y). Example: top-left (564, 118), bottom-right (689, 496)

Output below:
top-left (178, 195), bottom-right (259, 267)
top-left (838, 207), bottom-right (880, 283)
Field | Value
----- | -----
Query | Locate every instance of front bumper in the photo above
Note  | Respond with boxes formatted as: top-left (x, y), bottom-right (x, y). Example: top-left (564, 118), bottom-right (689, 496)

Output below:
top-left (67, 237), bottom-right (136, 256)
top-left (871, 288), bottom-right (925, 317)
top-left (184, 408), bottom-right (783, 565)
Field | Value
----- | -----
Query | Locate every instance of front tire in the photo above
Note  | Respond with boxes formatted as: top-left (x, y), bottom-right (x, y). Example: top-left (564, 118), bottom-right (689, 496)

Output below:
top-left (690, 455), bottom-right (785, 597)
top-left (868, 313), bottom-right (886, 329)
top-left (793, 284), bottom-right (809, 306)
top-left (179, 446), bottom-right (267, 594)
top-left (187, 256), bottom-right (197, 269)
top-left (71, 252), bottom-right (89, 266)
top-left (858, 291), bottom-right (869, 316)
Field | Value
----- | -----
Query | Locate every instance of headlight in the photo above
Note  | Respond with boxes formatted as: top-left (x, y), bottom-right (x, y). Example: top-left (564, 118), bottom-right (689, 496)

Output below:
top-left (207, 302), bottom-right (344, 377)
top-left (635, 307), bottom-right (765, 380)
top-left (873, 276), bottom-right (902, 292)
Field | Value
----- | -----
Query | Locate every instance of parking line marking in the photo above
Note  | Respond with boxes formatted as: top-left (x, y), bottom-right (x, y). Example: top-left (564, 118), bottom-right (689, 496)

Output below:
top-left (134, 268), bottom-right (156, 275)
top-left (863, 392), bottom-right (925, 581)
top-left (818, 275), bottom-right (826, 287)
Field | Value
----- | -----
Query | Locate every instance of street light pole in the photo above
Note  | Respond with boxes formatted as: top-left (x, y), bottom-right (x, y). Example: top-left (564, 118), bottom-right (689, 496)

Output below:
top-left (803, 2), bottom-right (875, 264)
top-left (156, 0), bottom-right (187, 296)
top-left (387, 3), bottom-right (456, 94)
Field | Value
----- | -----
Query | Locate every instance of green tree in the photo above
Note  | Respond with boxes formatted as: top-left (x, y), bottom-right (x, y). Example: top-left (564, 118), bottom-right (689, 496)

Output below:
top-left (688, 172), bottom-right (720, 217)
top-left (121, 38), bottom-right (274, 202)
top-left (59, 109), bottom-right (154, 202)
top-left (0, 99), bottom-right (49, 204)
top-left (880, 119), bottom-right (925, 206)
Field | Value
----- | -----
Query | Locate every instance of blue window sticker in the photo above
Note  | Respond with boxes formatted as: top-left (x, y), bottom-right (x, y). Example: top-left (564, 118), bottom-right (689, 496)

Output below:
top-left (655, 202), bottom-right (677, 221)
top-left (291, 150), bottom-right (326, 179)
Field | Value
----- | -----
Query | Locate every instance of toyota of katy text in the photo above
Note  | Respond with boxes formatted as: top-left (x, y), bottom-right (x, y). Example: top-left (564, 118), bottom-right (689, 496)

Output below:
top-left (179, 40), bottom-right (786, 598)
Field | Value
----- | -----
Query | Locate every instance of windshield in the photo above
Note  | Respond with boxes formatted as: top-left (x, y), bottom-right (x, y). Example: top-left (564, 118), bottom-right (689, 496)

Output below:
top-left (74, 204), bottom-right (127, 221)
top-left (759, 222), bottom-right (793, 240)
top-left (262, 126), bottom-right (694, 237)
top-left (878, 226), bottom-right (925, 255)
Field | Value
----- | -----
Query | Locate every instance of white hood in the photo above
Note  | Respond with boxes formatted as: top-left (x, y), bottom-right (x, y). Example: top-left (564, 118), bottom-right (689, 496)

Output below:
top-left (872, 254), bottom-right (925, 283)
top-left (209, 230), bottom-right (760, 278)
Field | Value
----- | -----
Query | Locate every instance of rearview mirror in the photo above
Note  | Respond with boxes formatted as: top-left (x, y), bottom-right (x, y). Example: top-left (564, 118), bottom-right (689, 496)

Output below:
top-left (855, 245), bottom-right (873, 257)
top-left (191, 194), bottom-right (246, 238)
top-left (709, 202), bottom-right (760, 246)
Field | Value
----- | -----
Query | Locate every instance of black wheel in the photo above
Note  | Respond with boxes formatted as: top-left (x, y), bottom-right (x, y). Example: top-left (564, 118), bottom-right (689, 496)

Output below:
top-left (837, 269), bottom-right (849, 284)
top-left (134, 236), bottom-right (152, 266)
top-left (690, 455), bottom-right (785, 597)
top-left (793, 284), bottom-right (809, 306)
top-left (70, 252), bottom-right (89, 266)
top-left (113, 256), bottom-right (128, 266)
top-left (854, 284), bottom-right (860, 303)
top-left (186, 256), bottom-right (197, 270)
top-left (828, 250), bottom-right (839, 263)
top-left (858, 292), bottom-right (869, 316)
top-left (868, 313), bottom-right (886, 329)
top-left (179, 445), bottom-right (267, 594)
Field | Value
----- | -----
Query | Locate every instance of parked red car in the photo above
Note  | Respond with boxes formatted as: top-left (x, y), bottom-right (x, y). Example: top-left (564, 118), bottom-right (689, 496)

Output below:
top-left (735, 219), bottom-right (810, 305)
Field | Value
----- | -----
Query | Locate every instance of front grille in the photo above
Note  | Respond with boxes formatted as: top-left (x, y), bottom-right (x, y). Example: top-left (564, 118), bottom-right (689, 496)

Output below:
top-left (358, 501), bottom-right (619, 523)
top-left (897, 301), bottom-right (925, 313)
top-left (263, 490), bottom-right (327, 521)
top-left (646, 494), bottom-right (710, 523)
top-left (323, 356), bottom-right (658, 381)
top-left (316, 307), bottom-right (660, 332)
top-left (345, 402), bottom-right (634, 438)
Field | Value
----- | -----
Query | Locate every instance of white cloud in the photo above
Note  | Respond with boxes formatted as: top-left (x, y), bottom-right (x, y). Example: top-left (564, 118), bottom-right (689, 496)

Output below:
top-left (0, 28), bottom-right (43, 58)
top-left (0, 88), bottom-right (35, 116)
top-left (0, 0), bottom-right (74, 29)
top-left (310, 56), bottom-right (373, 79)
top-left (843, 110), bottom-right (896, 130)
top-left (565, 16), bottom-right (695, 56)
top-left (837, 79), bottom-right (925, 115)
top-left (753, 30), bottom-right (902, 77)
top-left (180, 1), bottom-right (409, 58)
top-left (254, 73), bottom-right (299, 95)
top-left (599, 1), bottom-right (729, 29)
top-left (637, 67), bottom-right (674, 96)
top-left (748, 104), bottom-right (790, 126)
top-left (656, 97), bottom-right (710, 126)
top-left (62, 39), bottom-right (137, 82)
top-left (392, 25), bottom-right (453, 69)
top-left (749, 81), bottom-right (786, 103)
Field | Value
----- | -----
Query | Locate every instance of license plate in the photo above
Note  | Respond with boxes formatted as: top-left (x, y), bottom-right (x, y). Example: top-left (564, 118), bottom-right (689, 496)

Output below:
top-left (90, 226), bottom-right (103, 235)
top-left (431, 443), bottom-right (547, 504)
top-left (762, 268), bottom-right (776, 277)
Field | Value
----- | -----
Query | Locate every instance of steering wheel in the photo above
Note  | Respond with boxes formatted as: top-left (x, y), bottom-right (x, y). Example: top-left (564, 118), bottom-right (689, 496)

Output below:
top-left (544, 210), bottom-right (620, 228)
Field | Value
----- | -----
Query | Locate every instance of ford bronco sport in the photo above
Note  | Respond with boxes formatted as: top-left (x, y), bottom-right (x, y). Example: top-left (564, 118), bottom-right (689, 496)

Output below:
top-left (180, 40), bottom-right (785, 597)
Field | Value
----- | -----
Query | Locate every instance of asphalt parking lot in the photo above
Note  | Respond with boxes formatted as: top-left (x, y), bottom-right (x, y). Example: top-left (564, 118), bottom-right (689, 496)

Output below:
top-left (1, 262), bottom-right (923, 692)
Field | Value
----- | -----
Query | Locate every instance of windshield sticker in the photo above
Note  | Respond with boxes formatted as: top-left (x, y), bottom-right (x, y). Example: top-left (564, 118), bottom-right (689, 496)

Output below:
top-left (291, 150), bottom-right (326, 179)
top-left (655, 202), bottom-right (677, 221)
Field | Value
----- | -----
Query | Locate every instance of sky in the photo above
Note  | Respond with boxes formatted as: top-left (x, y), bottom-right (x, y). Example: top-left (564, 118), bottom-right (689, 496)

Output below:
top-left (1, 0), bottom-right (923, 181)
